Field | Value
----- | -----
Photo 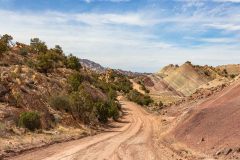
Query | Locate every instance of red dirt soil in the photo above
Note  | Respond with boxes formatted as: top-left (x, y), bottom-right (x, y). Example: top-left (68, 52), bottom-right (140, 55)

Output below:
top-left (173, 79), bottom-right (240, 155)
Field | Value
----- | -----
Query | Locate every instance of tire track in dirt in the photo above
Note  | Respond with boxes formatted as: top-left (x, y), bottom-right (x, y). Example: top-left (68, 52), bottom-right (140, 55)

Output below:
top-left (9, 98), bottom-right (190, 160)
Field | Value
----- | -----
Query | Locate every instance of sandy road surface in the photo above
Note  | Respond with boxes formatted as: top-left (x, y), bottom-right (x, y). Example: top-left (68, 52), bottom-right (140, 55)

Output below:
top-left (9, 99), bottom-right (185, 160)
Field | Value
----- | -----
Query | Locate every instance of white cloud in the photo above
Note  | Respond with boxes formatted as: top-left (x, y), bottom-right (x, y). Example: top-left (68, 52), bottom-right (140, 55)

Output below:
top-left (213, 0), bottom-right (240, 2)
top-left (74, 13), bottom-right (156, 26)
top-left (205, 23), bottom-right (240, 31)
top-left (179, 0), bottom-right (240, 3)
top-left (0, 6), bottom-right (240, 72)
top-left (83, 0), bottom-right (131, 3)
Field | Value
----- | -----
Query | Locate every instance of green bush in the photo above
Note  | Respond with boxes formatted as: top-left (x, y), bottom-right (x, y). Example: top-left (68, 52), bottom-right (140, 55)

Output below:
top-left (107, 87), bottom-right (117, 100)
top-left (104, 71), bottom-right (132, 94)
top-left (49, 95), bottom-right (71, 112)
top-left (0, 40), bottom-right (8, 55)
top-left (67, 72), bottom-right (84, 91)
top-left (114, 76), bottom-right (132, 93)
top-left (30, 38), bottom-right (48, 54)
top-left (26, 60), bottom-right (36, 69)
top-left (0, 34), bottom-right (12, 55)
top-left (107, 100), bottom-right (120, 121)
top-left (18, 111), bottom-right (41, 131)
top-left (95, 100), bottom-right (120, 123)
top-left (66, 54), bottom-right (82, 71)
top-left (36, 52), bottom-right (54, 73)
top-left (36, 50), bottom-right (64, 73)
top-left (67, 87), bottom-right (120, 124)
top-left (230, 74), bottom-right (236, 79)
top-left (140, 83), bottom-right (150, 94)
top-left (95, 101), bottom-right (109, 123)
top-left (18, 47), bottom-right (28, 56)
top-left (54, 45), bottom-right (63, 55)
top-left (127, 89), bottom-right (153, 106)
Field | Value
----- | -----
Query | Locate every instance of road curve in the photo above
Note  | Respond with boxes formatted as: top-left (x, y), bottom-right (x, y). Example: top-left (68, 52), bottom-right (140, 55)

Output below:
top-left (9, 99), bottom-right (170, 160)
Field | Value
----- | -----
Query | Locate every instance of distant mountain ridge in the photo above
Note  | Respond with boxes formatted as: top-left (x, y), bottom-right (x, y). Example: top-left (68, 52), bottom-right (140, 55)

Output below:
top-left (79, 59), bottom-right (106, 73)
top-left (79, 58), bottom-right (147, 77)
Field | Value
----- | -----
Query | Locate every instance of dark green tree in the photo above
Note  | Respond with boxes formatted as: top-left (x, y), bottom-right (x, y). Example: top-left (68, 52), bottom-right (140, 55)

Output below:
top-left (1, 34), bottom-right (13, 46)
top-left (54, 45), bottom-right (63, 55)
top-left (18, 111), bottom-right (41, 131)
top-left (66, 54), bottom-right (82, 71)
top-left (67, 72), bottom-right (84, 91)
top-left (0, 34), bottom-right (13, 54)
top-left (30, 38), bottom-right (48, 54)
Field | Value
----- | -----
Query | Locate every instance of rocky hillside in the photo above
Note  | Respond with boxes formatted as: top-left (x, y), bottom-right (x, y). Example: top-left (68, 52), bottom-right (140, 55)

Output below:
top-left (217, 64), bottom-right (240, 77)
top-left (132, 62), bottom-right (233, 106)
top-left (0, 34), bottom-right (134, 158)
top-left (157, 62), bottom-right (229, 96)
top-left (173, 77), bottom-right (240, 159)
top-left (133, 74), bottom-right (184, 105)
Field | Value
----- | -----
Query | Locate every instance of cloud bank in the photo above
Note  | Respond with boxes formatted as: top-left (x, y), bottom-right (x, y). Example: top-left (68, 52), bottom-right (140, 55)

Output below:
top-left (0, 0), bottom-right (240, 72)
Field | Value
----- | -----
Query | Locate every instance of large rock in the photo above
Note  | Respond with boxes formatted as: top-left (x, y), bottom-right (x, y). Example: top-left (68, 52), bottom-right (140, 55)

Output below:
top-left (0, 84), bottom-right (8, 97)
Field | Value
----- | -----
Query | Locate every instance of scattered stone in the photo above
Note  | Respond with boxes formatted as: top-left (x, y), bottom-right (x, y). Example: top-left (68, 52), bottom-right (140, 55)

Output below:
top-left (26, 80), bottom-right (34, 85)
top-left (0, 85), bottom-right (8, 97)
top-left (20, 86), bottom-right (29, 93)
top-left (224, 148), bottom-right (233, 155)
top-left (216, 150), bottom-right (222, 156)
top-left (53, 114), bottom-right (62, 123)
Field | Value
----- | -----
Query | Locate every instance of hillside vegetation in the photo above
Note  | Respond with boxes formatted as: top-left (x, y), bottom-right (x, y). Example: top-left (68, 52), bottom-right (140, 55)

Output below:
top-left (0, 34), bottom-right (139, 157)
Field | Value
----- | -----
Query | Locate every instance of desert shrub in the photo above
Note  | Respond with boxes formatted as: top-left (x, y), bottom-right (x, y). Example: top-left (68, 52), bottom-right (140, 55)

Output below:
top-left (49, 95), bottom-right (71, 112)
top-left (36, 52), bottom-right (54, 73)
top-left (0, 34), bottom-right (12, 55)
top-left (127, 89), bottom-right (153, 106)
top-left (139, 83), bottom-right (150, 94)
top-left (69, 90), bottom-right (97, 124)
top-left (53, 45), bottom-right (64, 55)
top-left (158, 101), bottom-right (163, 107)
top-left (18, 47), bottom-right (28, 56)
top-left (114, 78), bottom-right (132, 93)
top-left (26, 59), bottom-right (36, 69)
top-left (230, 74), bottom-right (236, 79)
top-left (66, 54), bottom-right (82, 71)
top-left (113, 74), bottom-right (133, 93)
top-left (107, 72), bottom-right (132, 93)
top-left (36, 50), bottom-right (64, 73)
top-left (95, 101), bottom-right (109, 123)
top-left (67, 84), bottom-right (120, 124)
top-left (18, 111), bottom-right (41, 131)
top-left (94, 70), bottom-right (132, 95)
top-left (107, 87), bottom-right (117, 100)
top-left (222, 69), bottom-right (228, 77)
top-left (107, 100), bottom-right (120, 121)
top-left (155, 101), bottom-right (163, 109)
top-left (95, 100), bottom-right (120, 123)
top-left (0, 40), bottom-right (8, 55)
top-left (67, 72), bottom-right (84, 91)
top-left (204, 70), bottom-right (210, 76)
top-left (30, 38), bottom-right (48, 54)
top-left (136, 79), bottom-right (150, 94)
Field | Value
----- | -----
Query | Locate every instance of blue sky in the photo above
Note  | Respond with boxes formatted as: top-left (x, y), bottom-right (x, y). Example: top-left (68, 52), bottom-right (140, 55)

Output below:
top-left (0, 0), bottom-right (240, 72)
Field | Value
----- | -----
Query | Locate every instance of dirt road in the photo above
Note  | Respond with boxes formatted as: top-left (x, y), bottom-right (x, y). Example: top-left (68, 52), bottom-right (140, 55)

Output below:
top-left (9, 98), bottom-right (186, 160)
